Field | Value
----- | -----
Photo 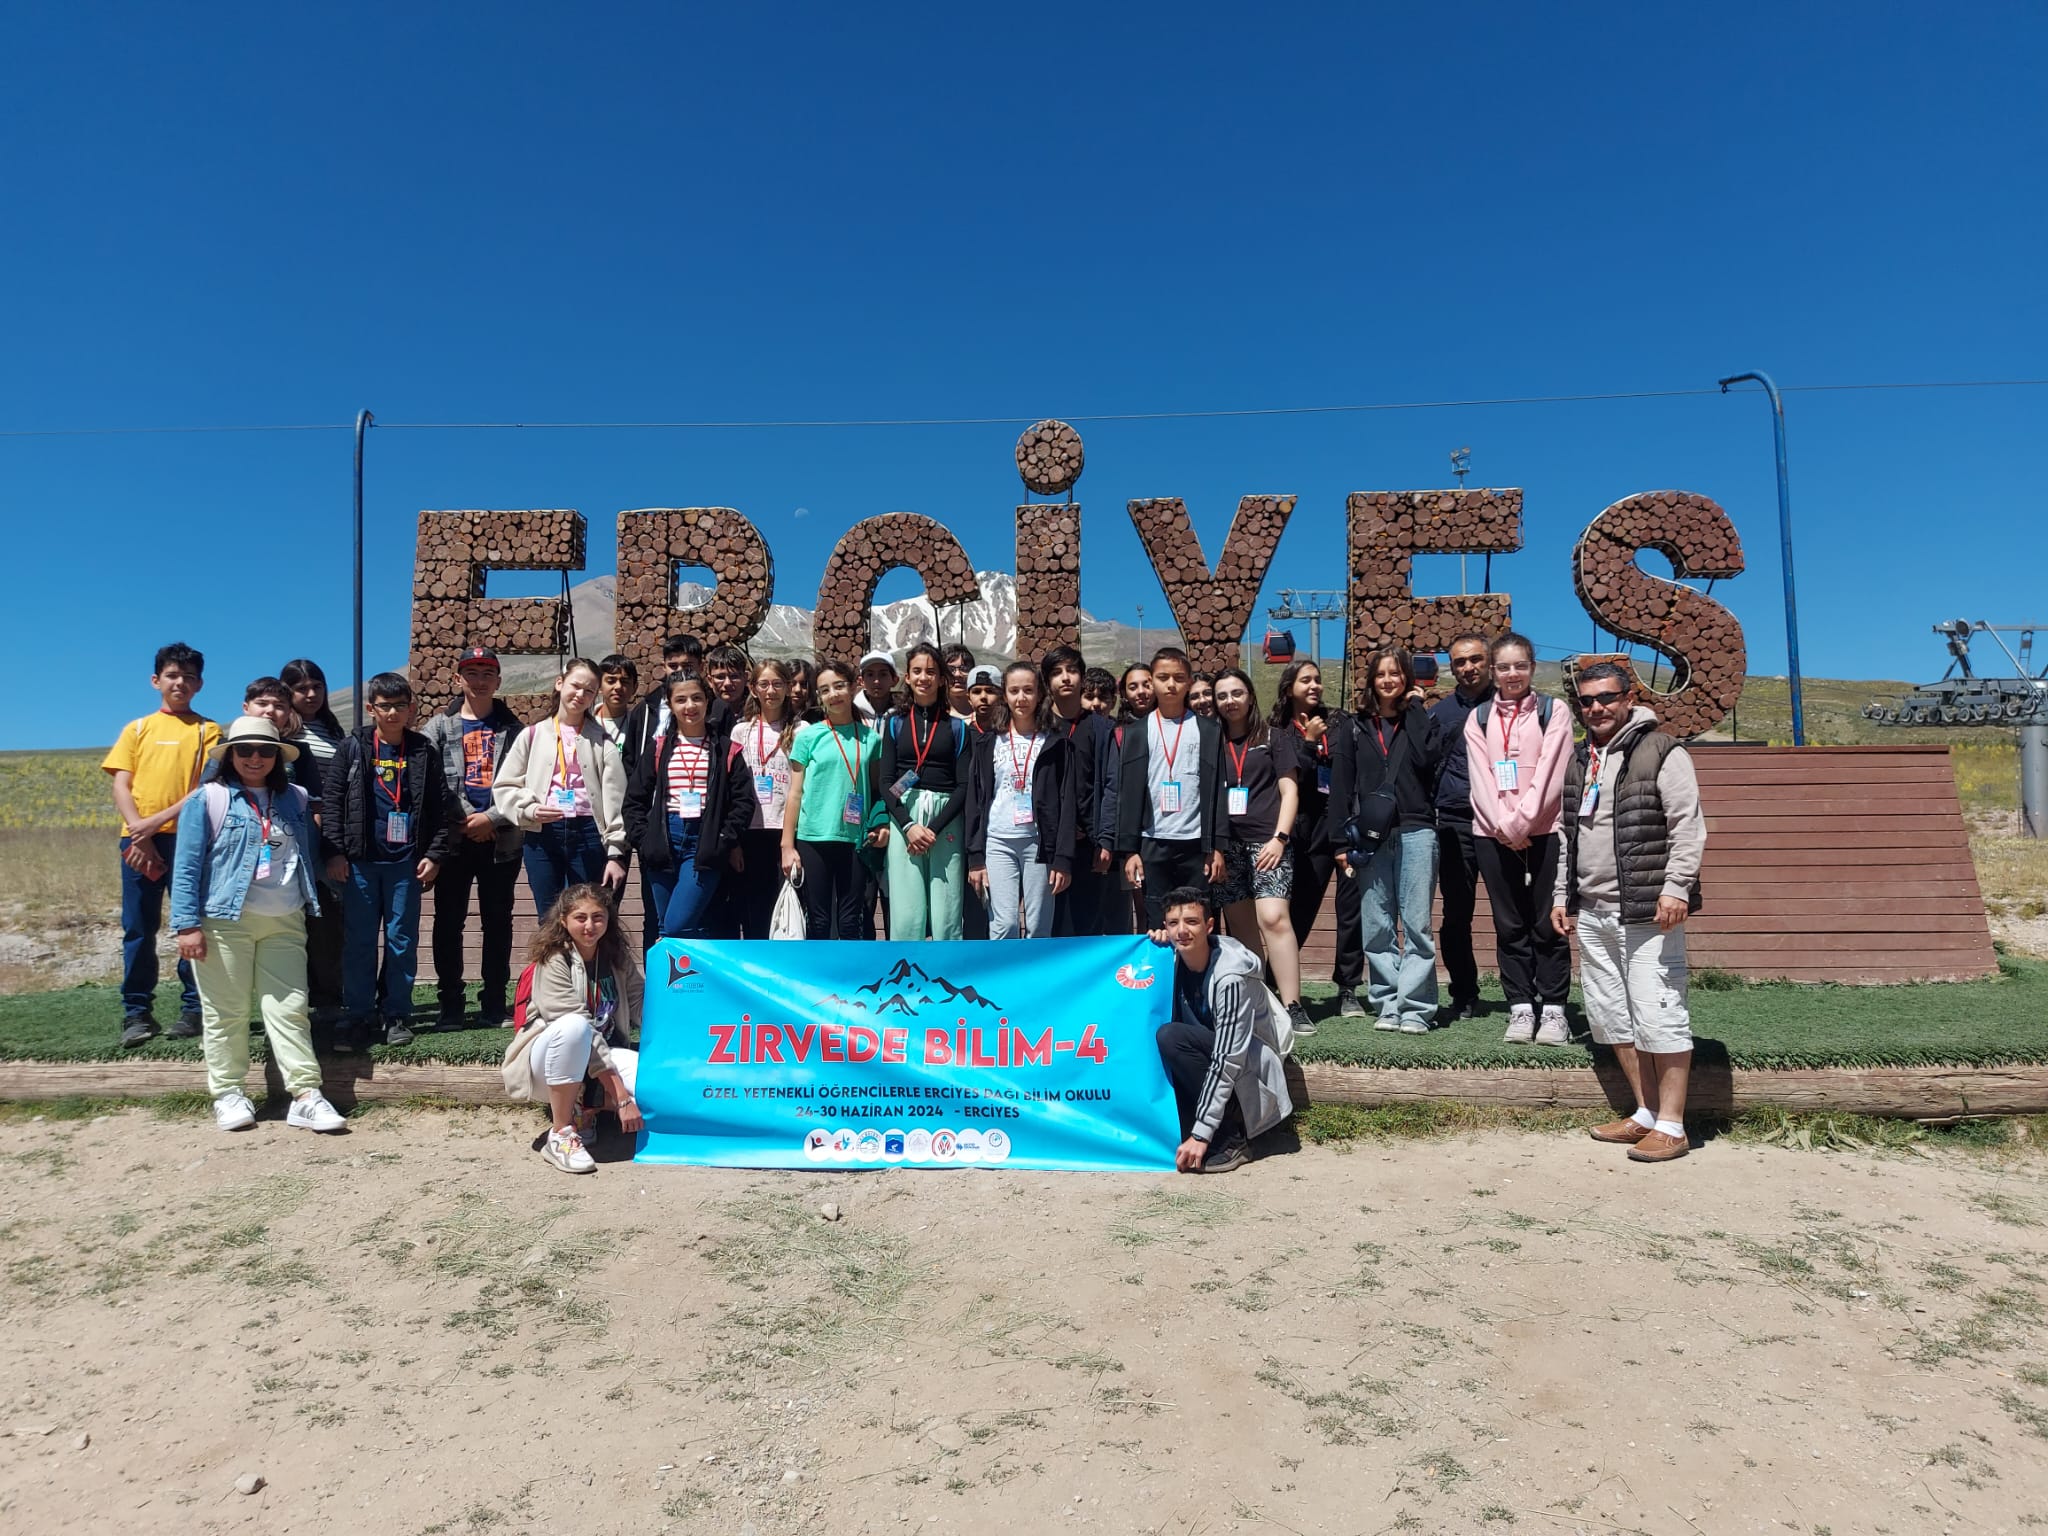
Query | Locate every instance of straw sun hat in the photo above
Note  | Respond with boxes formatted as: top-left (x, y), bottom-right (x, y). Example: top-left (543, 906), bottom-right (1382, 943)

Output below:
top-left (207, 715), bottom-right (301, 763)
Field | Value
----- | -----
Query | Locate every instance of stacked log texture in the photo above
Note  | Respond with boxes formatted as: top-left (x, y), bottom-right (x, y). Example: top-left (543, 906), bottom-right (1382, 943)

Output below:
top-left (1126, 494), bottom-right (1296, 674)
top-left (812, 513), bottom-right (982, 665)
top-left (1015, 419), bottom-right (1085, 496)
top-left (1571, 490), bottom-right (1746, 739)
top-left (614, 508), bottom-right (775, 681)
top-left (409, 510), bottom-right (586, 720)
top-left (1014, 501), bottom-right (1082, 658)
top-left (1345, 489), bottom-right (1521, 697)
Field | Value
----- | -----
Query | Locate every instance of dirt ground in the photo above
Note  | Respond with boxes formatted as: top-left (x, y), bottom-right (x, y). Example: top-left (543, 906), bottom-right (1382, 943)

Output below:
top-left (2, 1111), bottom-right (2047, 1535)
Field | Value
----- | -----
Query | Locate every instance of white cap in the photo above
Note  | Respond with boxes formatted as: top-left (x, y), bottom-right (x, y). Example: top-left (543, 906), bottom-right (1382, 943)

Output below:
top-left (858, 649), bottom-right (896, 672)
top-left (966, 665), bottom-right (1002, 688)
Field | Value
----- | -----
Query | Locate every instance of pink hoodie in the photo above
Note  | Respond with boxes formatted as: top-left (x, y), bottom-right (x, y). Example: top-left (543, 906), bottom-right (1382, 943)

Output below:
top-left (1464, 692), bottom-right (1573, 845)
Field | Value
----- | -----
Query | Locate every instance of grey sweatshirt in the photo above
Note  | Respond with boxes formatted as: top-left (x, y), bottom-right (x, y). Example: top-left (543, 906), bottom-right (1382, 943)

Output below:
top-left (1555, 706), bottom-right (1705, 913)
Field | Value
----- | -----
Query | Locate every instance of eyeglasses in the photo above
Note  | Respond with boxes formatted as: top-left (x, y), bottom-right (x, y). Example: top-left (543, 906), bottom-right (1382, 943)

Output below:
top-left (1575, 690), bottom-right (1626, 707)
top-left (230, 745), bottom-right (280, 759)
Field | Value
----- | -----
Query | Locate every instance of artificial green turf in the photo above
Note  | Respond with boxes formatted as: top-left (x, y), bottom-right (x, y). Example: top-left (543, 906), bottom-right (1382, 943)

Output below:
top-left (4, 958), bottom-right (2046, 1073)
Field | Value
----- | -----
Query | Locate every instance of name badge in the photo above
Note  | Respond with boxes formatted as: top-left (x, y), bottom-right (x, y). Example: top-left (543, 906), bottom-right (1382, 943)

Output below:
top-left (677, 790), bottom-right (704, 818)
top-left (1577, 783), bottom-right (1600, 819)
top-left (889, 770), bottom-right (919, 799)
top-left (842, 794), bottom-right (864, 827)
top-left (1494, 758), bottom-right (1519, 792)
top-left (1227, 786), bottom-right (1250, 816)
top-left (1156, 780), bottom-right (1183, 815)
top-left (550, 786), bottom-right (577, 811)
top-left (753, 772), bottom-right (776, 800)
top-left (1011, 801), bottom-right (1035, 827)
top-left (257, 846), bottom-right (272, 881)
top-left (1316, 764), bottom-right (1332, 794)
top-left (385, 811), bottom-right (411, 843)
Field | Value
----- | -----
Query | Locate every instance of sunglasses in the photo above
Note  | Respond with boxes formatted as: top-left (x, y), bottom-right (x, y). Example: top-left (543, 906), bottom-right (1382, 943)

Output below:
top-left (1575, 690), bottom-right (1626, 707)
top-left (230, 744), bottom-right (280, 758)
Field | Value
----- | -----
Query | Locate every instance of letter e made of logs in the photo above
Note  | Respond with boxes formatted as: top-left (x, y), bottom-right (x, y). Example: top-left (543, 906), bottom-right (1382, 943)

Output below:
top-left (1345, 489), bottom-right (1523, 691)
top-left (410, 509), bottom-right (586, 720)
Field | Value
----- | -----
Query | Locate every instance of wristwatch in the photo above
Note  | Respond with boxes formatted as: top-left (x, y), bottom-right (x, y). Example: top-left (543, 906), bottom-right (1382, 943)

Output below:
top-left (1274, 831), bottom-right (1291, 845)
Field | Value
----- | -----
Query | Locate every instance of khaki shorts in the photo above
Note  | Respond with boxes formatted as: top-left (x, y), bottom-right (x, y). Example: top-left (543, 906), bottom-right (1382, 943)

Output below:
top-left (1574, 908), bottom-right (1692, 1054)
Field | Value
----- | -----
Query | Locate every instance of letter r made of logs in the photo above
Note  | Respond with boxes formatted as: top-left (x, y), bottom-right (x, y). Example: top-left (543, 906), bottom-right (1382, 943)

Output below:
top-left (410, 509), bottom-right (587, 722)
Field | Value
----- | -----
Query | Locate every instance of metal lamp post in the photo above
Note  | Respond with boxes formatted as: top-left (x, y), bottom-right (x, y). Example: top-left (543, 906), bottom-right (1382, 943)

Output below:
top-left (352, 409), bottom-right (374, 729)
top-left (1717, 372), bottom-right (1805, 746)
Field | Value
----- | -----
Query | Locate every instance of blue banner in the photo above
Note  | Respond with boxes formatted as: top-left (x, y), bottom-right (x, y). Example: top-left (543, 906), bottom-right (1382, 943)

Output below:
top-left (633, 937), bottom-right (1180, 1172)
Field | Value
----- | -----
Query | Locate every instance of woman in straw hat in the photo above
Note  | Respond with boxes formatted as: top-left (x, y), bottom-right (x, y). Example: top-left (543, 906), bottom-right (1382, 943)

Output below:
top-left (170, 716), bottom-right (347, 1134)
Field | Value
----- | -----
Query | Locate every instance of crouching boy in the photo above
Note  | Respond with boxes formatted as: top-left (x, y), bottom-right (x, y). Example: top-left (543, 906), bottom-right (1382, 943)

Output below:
top-left (1149, 885), bottom-right (1293, 1174)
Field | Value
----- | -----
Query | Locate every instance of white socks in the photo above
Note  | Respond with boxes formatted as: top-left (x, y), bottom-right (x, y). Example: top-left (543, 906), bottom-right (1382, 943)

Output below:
top-left (1654, 1119), bottom-right (1684, 1139)
top-left (1630, 1107), bottom-right (1656, 1129)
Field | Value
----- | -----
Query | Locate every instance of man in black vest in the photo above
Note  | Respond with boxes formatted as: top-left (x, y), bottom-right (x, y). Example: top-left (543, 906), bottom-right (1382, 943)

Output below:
top-left (1549, 663), bottom-right (1706, 1163)
top-left (1428, 632), bottom-right (1493, 1022)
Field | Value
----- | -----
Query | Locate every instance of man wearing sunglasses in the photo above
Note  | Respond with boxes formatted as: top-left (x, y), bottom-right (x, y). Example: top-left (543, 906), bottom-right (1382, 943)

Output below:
top-left (1549, 663), bottom-right (1705, 1163)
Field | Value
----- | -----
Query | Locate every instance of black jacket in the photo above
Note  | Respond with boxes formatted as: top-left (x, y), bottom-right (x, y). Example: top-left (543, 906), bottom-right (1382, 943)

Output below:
top-left (1279, 707), bottom-right (1349, 851)
top-left (877, 705), bottom-right (969, 835)
top-left (1113, 710), bottom-right (1224, 855)
top-left (623, 730), bottom-right (755, 874)
top-left (1427, 684), bottom-right (1493, 816)
top-left (1052, 706), bottom-right (1117, 853)
top-left (622, 688), bottom-right (735, 780)
top-left (318, 727), bottom-right (455, 867)
top-left (1328, 702), bottom-right (1444, 839)
top-left (964, 729), bottom-right (1079, 877)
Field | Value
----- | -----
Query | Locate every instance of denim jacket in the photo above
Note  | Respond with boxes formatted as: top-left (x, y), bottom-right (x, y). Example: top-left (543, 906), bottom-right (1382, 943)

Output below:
top-left (170, 783), bottom-right (321, 928)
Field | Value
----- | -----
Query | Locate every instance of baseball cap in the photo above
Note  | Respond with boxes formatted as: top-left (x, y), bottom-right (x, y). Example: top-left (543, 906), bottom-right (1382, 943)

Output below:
top-left (858, 649), bottom-right (896, 673)
top-left (967, 665), bottom-right (1002, 688)
top-left (457, 646), bottom-right (500, 671)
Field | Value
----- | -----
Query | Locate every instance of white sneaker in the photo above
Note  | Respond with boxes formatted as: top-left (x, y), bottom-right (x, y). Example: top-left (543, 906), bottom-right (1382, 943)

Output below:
top-left (213, 1091), bottom-right (256, 1132)
top-left (1503, 1004), bottom-right (1536, 1043)
top-left (1536, 1006), bottom-right (1571, 1046)
top-left (286, 1092), bottom-right (347, 1133)
top-left (543, 1127), bottom-right (596, 1174)
top-left (1373, 1016), bottom-right (1402, 1033)
top-left (1399, 1018), bottom-right (1431, 1035)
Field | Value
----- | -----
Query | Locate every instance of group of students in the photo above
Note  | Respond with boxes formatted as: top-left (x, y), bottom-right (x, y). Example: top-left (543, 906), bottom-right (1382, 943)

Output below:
top-left (106, 623), bottom-right (1706, 1169)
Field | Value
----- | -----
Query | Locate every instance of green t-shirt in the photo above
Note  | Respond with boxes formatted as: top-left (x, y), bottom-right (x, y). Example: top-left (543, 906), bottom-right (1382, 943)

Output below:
top-left (789, 719), bottom-right (880, 843)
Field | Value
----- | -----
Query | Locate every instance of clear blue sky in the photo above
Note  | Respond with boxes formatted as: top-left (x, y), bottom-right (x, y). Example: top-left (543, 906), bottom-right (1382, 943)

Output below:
top-left (4, 3), bottom-right (2043, 749)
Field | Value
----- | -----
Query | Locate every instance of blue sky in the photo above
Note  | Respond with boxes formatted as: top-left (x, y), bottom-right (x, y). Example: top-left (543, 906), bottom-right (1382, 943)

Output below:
top-left (4, 3), bottom-right (2043, 748)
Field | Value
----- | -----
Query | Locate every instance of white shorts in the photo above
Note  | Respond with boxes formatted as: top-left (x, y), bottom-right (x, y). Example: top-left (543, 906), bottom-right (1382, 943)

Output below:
top-left (1574, 908), bottom-right (1692, 1054)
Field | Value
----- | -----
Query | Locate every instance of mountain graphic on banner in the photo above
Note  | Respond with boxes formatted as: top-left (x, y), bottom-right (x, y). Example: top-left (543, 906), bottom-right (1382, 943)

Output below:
top-left (855, 959), bottom-right (1004, 1017)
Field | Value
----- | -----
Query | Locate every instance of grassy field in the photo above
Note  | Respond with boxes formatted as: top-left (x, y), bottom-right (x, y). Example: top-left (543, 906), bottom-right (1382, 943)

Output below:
top-left (0, 747), bottom-right (120, 830)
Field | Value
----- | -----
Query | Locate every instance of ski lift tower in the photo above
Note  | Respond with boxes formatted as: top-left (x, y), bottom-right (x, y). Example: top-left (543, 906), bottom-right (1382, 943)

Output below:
top-left (1267, 589), bottom-right (1348, 696)
top-left (1864, 621), bottom-right (2048, 838)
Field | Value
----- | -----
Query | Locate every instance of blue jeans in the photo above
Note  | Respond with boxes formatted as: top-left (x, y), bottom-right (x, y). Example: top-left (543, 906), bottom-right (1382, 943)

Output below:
top-left (1357, 826), bottom-right (1440, 1027)
top-left (983, 836), bottom-right (1051, 939)
top-left (343, 860), bottom-right (422, 1024)
top-left (522, 816), bottom-right (607, 919)
top-left (649, 815), bottom-right (723, 938)
top-left (120, 834), bottom-right (198, 1020)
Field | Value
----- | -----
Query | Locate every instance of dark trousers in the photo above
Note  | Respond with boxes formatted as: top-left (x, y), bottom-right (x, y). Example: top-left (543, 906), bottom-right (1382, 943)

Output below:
top-left (1139, 837), bottom-right (1210, 931)
top-left (1472, 831), bottom-right (1571, 1006)
top-left (797, 839), bottom-right (870, 939)
top-left (119, 833), bottom-right (197, 1021)
top-left (1155, 1017), bottom-right (1244, 1142)
top-left (1435, 814), bottom-right (1483, 1006)
top-left (305, 881), bottom-right (345, 1019)
top-left (1053, 849), bottom-right (1108, 937)
top-left (963, 876), bottom-right (990, 939)
top-left (432, 839), bottom-right (521, 1022)
top-left (1289, 838), bottom-right (1365, 990)
top-left (736, 828), bottom-right (785, 938)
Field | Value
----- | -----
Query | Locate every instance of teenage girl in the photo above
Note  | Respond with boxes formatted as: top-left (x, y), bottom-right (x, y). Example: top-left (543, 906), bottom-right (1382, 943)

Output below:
top-left (781, 659), bottom-right (888, 939)
top-left (965, 661), bottom-right (1076, 939)
top-left (787, 658), bottom-right (821, 723)
top-left (736, 659), bottom-right (799, 938)
top-left (279, 658), bottom-right (346, 1026)
top-left (1187, 673), bottom-right (1217, 720)
top-left (1116, 664), bottom-right (1155, 726)
top-left (1212, 668), bottom-right (1308, 1036)
top-left (623, 670), bottom-right (752, 939)
top-left (494, 658), bottom-right (629, 917)
top-left (878, 643), bottom-right (967, 941)
top-left (1270, 660), bottom-right (1366, 1018)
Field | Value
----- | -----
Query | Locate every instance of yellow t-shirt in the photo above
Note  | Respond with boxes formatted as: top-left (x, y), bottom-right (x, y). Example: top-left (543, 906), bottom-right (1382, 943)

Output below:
top-left (102, 712), bottom-right (221, 833)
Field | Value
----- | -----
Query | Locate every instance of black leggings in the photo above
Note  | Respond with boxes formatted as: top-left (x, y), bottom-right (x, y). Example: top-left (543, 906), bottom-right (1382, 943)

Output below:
top-left (736, 828), bottom-right (785, 938)
top-left (797, 839), bottom-right (871, 940)
top-left (1288, 835), bottom-right (1364, 989)
top-left (1472, 831), bottom-right (1570, 1005)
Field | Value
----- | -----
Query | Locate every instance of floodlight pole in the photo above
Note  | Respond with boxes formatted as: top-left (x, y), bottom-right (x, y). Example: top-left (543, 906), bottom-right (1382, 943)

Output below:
top-left (1717, 372), bottom-right (1805, 746)
top-left (353, 409), bottom-right (373, 728)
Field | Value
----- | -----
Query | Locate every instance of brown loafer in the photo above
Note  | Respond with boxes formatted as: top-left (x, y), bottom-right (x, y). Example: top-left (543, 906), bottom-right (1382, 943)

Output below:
top-left (1627, 1129), bottom-right (1690, 1163)
top-left (1589, 1117), bottom-right (1651, 1144)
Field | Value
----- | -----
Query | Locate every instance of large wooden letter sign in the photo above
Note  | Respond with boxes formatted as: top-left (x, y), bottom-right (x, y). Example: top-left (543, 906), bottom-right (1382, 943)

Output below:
top-left (409, 509), bottom-right (586, 720)
top-left (614, 508), bottom-right (775, 682)
top-left (811, 513), bottom-right (981, 664)
top-left (1345, 488), bottom-right (1523, 680)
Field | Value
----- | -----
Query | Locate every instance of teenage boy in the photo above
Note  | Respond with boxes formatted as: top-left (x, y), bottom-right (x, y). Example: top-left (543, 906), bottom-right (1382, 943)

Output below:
top-left (942, 644), bottom-right (977, 720)
top-left (1081, 667), bottom-right (1117, 717)
top-left (1550, 664), bottom-right (1706, 1164)
top-left (104, 642), bottom-right (220, 1046)
top-left (1114, 648), bottom-right (1224, 930)
top-left (1149, 886), bottom-right (1293, 1174)
top-left (702, 643), bottom-right (752, 936)
top-left (855, 650), bottom-right (899, 724)
top-left (1044, 646), bottom-right (1118, 937)
top-left (242, 678), bottom-right (326, 801)
top-left (321, 673), bottom-right (453, 1051)
top-left (1430, 633), bottom-right (1495, 1023)
top-left (593, 654), bottom-right (639, 754)
top-left (623, 634), bottom-right (703, 777)
top-left (423, 647), bottom-right (525, 1030)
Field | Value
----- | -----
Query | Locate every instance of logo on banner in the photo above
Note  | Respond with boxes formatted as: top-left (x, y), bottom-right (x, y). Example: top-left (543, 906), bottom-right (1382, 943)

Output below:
top-left (852, 958), bottom-right (1005, 1019)
top-left (1115, 962), bottom-right (1156, 990)
top-left (667, 952), bottom-right (702, 992)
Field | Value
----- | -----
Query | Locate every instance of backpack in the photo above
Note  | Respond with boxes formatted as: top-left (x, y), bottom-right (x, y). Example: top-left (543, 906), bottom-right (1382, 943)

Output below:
top-left (1472, 695), bottom-right (1554, 733)
top-left (510, 963), bottom-right (537, 1032)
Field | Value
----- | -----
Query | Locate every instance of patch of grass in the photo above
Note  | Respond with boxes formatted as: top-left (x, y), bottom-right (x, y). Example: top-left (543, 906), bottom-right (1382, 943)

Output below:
top-left (702, 1192), bottom-right (918, 1356)
top-left (1108, 1188), bottom-right (1242, 1246)
top-left (1971, 1191), bottom-right (2040, 1228)
top-left (426, 1192), bottom-right (621, 1333)
top-left (1413, 1449), bottom-right (1471, 1488)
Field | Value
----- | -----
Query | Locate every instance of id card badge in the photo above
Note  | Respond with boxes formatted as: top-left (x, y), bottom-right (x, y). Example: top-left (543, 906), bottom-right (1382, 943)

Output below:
top-left (1316, 763), bottom-right (1332, 794)
top-left (1227, 786), bottom-right (1250, 816)
top-left (888, 770), bottom-right (919, 799)
top-left (1577, 782), bottom-right (1599, 819)
top-left (1494, 758), bottom-right (1519, 792)
top-left (257, 846), bottom-right (273, 881)
top-left (842, 793), bottom-right (864, 827)
top-left (1156, 780), bottom-right (1183, 815)
top-left (1011, 801), bottom-right (1036, 828)
top-left (385, 811), bottom-right (411, 844)
top-left (677, 790), bottom-right (704, 818)
top-left (550, 786), bottom-right (576, 811)
top-left (753, 772), bottom-right (776, 800)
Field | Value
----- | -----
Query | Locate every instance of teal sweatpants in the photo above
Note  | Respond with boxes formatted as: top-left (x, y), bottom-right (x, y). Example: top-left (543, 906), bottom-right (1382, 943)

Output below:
top-left (885, 787), bottom-right (965, 940)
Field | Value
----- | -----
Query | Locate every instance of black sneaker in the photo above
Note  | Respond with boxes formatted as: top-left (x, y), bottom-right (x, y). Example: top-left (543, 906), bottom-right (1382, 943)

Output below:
top-left (1436, 998), bottom-right (1481, 1025)
top-left (383, 1019), bottom-right (416, 1048)
top-left (1286, 1001), bottom-right (1317, 1040)
top-left (331, 1020), bottom-right (365, 1055)
top-left (1201, 1136), bottom-right (1251, 1175)
top-left (1336, 988), bottom-right (1367, 1019)
top-left (120, 1017), bottom-right (159, 1049)
top-left (168, 1012), bottom-right (203, 1040)
top-left (433, 1012), bottom-right (467, 1034)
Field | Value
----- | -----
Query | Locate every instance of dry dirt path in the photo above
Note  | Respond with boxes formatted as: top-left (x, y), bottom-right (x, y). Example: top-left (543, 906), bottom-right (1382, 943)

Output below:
top-left (3, 1109), bottom-right (2047, 1534)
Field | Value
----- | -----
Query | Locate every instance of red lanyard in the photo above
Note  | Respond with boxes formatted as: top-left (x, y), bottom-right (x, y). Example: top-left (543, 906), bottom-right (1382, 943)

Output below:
top-left (1007, 728), bottom-right (1039, 790)
top-left (906, 707), bottom-right (939, 772)
top-left (829, 721), bottom-right (865, 798)
top-left (1497, 696), bottom-right (1526, 757)
top-left (584, 963), bottom-right (603, 1018)
top-left (246, 789), bottom-right (272, 843)
top-left (1372, 713), bottom-right (1399, 757)
top-left (1157, 713), bottom-right (1189, 775)
top-left (375, 740), bottom-right (405, 808)
top-left (1225, 735), bottom-right (1251, 785)
top-left (754, 719), bottom-right (778, 765)
top-left (1587, 743), bottom-right (1607, 789)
